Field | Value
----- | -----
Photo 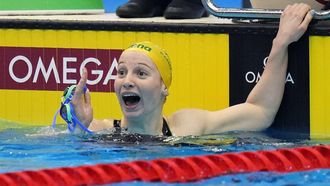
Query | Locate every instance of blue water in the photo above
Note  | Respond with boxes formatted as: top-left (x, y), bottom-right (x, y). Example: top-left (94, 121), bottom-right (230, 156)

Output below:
top-left (1, 125), bottom-right (330, 185)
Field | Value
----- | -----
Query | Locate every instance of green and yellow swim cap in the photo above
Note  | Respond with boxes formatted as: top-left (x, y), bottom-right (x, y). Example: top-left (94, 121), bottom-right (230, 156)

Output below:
top-left (126, 41), bottom-right (172, 89)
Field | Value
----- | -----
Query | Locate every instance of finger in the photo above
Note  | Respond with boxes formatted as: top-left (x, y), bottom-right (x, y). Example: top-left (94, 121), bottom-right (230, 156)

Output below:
top-left (282, 4), bottom-right (292, 17)
top-left (301, 10), bottom-right (313, 27)
top-left (283, 4), bottom-right (292, 12)
top-left (291, 3), bottom-right (298, 8)
top-left (84, 89), bottom-right (92, 106)
top-left (73, 68), bottom-right (87, 101)
top-left (296, 3), bottom-right (311, 16)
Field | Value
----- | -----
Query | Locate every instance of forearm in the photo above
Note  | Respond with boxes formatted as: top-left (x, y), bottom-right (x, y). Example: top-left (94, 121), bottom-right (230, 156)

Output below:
top-left (246, 37), bottom-right (289, 118)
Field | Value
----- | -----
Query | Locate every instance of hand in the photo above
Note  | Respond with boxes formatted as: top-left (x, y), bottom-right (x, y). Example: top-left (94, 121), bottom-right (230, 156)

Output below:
top-left (276, 3), bottom-right (313, 46)
top-left (71, 68), bottom-right (93, 128)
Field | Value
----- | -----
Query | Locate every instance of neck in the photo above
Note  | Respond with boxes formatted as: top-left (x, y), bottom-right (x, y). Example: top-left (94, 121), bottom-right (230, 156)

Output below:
top-left (122, 108), bottom-right (164, 135)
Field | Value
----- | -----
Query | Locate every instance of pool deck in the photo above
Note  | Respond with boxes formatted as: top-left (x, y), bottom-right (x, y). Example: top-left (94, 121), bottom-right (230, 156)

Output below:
top-left (0, 12), bottom-right (328, 36)
top-left (0, 13), bottom-right (234, 25)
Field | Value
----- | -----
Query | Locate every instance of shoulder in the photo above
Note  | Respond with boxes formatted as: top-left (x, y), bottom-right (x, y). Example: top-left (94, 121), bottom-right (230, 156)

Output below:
top-left (88, 118), bottom-right (116, 131)
top-left (169, 109), bottom-right (209, 121)
top-left (167, 109), bottom-right (210, 136)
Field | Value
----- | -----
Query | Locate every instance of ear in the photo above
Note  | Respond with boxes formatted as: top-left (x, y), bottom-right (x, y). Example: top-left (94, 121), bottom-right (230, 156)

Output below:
top-left (161, 84), bottom-right (169, 96)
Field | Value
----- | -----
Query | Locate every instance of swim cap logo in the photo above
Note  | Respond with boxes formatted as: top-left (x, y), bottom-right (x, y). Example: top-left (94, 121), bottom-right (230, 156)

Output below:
top-left (130, 44), bottom-right (152, 52)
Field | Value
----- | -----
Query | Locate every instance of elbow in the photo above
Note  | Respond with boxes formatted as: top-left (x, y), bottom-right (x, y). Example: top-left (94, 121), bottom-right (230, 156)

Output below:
top-left (251, 105), bottom-right (277, 131)
top-left (260, 118), bottom-right (274, 131)
top-left (258, 109), bottom-right (276, 131)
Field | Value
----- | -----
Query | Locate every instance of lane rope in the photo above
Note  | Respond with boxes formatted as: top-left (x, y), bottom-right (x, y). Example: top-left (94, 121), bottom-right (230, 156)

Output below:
top-left (1, 145), bottom-right (329, 185)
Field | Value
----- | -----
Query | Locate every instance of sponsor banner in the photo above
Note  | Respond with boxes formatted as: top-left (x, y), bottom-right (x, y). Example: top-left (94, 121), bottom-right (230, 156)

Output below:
top-left (0, 29), bottom-right (230, 126)
top-left (229, 34), bottom-right (310, 134)
top-left (0, 47), bottom-right (121, 92)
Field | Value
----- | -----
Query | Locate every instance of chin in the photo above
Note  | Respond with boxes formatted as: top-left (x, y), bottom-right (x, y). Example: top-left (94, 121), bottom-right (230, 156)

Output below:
top-left (124, 112), bottom-right (142, 119)
top-left (121, 108), bottom-right (144, 119)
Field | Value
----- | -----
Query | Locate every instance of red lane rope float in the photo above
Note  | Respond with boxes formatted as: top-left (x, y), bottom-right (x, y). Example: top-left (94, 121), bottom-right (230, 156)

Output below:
top-left (1, 145), bottom-right (330, 185)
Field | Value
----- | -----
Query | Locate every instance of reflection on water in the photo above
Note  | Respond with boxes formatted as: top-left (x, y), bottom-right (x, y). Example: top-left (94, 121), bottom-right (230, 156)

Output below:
top-left (0, 124), bottom-right (330, 185)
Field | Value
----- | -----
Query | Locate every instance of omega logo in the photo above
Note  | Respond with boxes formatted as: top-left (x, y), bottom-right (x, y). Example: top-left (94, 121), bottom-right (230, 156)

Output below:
top-left (8, 55), bottom-right (118, 85)
top-left (245, 57), bottom-right (295, 84)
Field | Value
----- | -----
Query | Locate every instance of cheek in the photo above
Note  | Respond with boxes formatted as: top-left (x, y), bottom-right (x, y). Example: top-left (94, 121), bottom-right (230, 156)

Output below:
top-left (114, 79), bottom-right (121, 93)
top-left (142, 85), bottom-right (163, 102)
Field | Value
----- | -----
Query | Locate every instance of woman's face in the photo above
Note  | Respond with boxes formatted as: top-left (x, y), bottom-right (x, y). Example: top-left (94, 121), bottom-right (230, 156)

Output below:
top-left (114, 50), bottom-right (166, 119)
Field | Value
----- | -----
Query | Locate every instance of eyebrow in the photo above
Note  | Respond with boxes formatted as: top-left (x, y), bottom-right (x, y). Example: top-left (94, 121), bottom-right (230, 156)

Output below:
top-left (137, 63), bottom-right (153, 70)
top-left (118, 61), bottom-right (152, 70)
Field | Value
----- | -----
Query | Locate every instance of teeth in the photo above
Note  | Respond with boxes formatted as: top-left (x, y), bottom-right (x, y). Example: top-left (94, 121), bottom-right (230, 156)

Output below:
top-left (122, 93), bottom-right (138, 97)
top-left (123, 94), bottom-right (135, 97)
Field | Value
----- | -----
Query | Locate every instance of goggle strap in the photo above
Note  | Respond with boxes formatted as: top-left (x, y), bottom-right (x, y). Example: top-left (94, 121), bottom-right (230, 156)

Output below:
top-left (65, 104), bottom-right (73, 122)
top-left (69, 103), bottom-right (93, 134)
top-left (67, 120), bottom-right (76, 133)
top-left (64, 85), bottom-right (77, 101)
top-left (83, 86), bottom-right (87, 93)
top-left (51, 108), bottom-right (61, 129)
top-left (72, 114), bottom-right (93, 134)
top-left (54, 85), bottom-right (92, 134)
top-left (61, 85), bottom-right (87, 105)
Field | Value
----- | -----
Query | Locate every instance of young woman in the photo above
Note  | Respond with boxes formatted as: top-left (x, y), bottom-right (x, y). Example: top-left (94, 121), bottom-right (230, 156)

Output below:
top-left (71, 3), bottom-right (313, 136)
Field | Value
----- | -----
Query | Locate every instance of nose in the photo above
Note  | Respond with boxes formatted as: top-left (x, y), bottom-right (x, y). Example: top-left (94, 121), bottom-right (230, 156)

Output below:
top-left (123, 81), bottom-right (134, 89)
top-left (122, 73), bottom-right (135, 89)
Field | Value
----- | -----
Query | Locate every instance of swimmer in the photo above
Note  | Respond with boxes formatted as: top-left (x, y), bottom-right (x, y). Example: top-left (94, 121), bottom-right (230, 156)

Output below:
top-left (70, 4), bottom-right (313, 136)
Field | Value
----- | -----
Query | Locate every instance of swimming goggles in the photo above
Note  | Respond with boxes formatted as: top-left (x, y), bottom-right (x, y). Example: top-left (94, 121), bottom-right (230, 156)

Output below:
top-left (52, 85), bottom-right (93, 134)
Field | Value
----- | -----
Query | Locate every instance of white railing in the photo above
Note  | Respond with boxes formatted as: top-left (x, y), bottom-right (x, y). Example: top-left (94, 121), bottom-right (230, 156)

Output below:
top-left (201, 0), bottom-right (330, 20)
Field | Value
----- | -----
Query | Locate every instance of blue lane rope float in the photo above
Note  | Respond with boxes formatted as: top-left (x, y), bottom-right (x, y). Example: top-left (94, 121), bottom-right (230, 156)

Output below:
top-left (52, 85), bottom-right (93, 134)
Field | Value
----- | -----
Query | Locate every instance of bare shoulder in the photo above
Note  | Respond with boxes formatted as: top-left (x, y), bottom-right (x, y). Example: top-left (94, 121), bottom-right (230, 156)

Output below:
top-left (88, 118), bottom-right (115, 131)
top-left (167, 109), bottom-right (209, 136)
top-left (169, 109), bottom-right (209, 121)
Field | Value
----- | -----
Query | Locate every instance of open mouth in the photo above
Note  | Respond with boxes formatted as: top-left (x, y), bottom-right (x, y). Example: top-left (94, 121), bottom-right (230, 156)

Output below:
top-left (122, 93), bottom-right (141, 107)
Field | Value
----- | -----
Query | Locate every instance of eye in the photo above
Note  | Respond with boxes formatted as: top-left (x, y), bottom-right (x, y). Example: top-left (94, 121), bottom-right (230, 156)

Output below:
top-left (117, 68), bottom-right (126, 78)
top-left (137, 70), bottom-right (148, 78)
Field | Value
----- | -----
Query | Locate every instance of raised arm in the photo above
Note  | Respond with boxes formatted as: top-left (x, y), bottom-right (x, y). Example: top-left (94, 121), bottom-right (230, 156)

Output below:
top-left (243, 3), bottom-right (313, 128)
top-left (71, 68), bottom-right (115, 131)
top-left (170, 4), bottom-right (313, 136)
top-left (71, 68), bottom-right (93, 128)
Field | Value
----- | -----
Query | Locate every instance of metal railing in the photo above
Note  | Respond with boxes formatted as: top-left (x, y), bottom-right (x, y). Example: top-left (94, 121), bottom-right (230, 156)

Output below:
top-left (201, 0), bottom-right (330, 20)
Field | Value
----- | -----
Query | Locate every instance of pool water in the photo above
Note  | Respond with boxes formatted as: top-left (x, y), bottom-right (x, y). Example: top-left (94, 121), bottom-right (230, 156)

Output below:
top-left (0, 124), bottom-right (330, 185)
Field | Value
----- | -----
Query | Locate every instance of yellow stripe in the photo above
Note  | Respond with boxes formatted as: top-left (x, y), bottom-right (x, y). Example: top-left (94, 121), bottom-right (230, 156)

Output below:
top-left (0, 89), bottom-right (120, 126)
top-left (92, 92), bottom-right (122, 120)
top-left (109, 31), bottom-right (124, 49)
top-left (310, 36), bottom-right (330, 139)
top-left (18, 29), bottom-right (32, 46)
top-left (0, 29), bottom-right (127, 49)
top-left (1, 90), bottom-right (60, 125)
top-left (96, 31), bottom-right (110, 49)
top-left (164, 33), bottom-right (229, 113)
